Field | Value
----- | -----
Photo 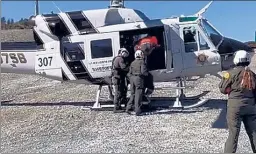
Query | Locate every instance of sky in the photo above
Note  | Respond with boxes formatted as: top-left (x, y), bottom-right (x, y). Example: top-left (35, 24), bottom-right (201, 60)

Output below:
top-left (1, 1), bottom-right (256, 42)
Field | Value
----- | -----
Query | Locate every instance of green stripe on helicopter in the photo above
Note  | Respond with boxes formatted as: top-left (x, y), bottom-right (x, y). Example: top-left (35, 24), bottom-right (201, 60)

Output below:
top-left (179, 16), bottom-right (198, 22)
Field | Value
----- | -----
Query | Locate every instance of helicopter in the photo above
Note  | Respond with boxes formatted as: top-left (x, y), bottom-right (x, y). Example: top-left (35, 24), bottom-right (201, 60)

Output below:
top-left (1, 0), bottom-right (253, 110)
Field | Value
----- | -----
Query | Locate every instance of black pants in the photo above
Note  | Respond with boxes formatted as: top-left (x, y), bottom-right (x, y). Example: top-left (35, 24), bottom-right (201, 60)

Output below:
top-left (144, 72), bottom-right (154, 95)
top-left (112, 76), bottom-right (127, 110)
top-left (126, 76), bottom-right (144, 115)
top-left (224, 98), bottom-right (256, 153)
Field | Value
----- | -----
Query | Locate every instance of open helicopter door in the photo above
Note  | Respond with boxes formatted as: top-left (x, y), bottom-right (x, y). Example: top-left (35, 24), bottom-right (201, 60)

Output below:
top-left (179, 23), bottom-right (221, 77)
top-left (163, 24), bottom-right (183, 77)
top-left (163, 24), bottom-right (173, 72)
top-left (84, 32), bottom-right (120, 79)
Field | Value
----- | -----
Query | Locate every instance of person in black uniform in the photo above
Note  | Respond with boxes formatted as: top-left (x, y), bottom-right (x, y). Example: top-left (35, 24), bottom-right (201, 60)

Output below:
top-left (126, 50), bottom-right (148, 116)
top-left (219, 50), bottom-right (256, 153)
top-left (111, 48), bottom-right (130, 113)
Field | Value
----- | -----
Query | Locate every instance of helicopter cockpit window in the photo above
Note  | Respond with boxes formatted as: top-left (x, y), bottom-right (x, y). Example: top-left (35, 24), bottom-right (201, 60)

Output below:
top-left (91, 39), bottom-right (113, 59)
top-left (45, 14), bottom-right (70, 38)
top-left (67, 11), bottom-right (97, 34)
top-left (200, 19), bottom-right (223, 47)
top-left (198, 32), bottom-right (210, 50)
top-left (183, 26), bottom-right (198, 52)
top-left (63, 42), bottom-right (85, 61)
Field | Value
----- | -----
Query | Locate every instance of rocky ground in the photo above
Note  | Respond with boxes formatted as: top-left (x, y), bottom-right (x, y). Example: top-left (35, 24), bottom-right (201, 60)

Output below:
top-left (1, 30), bottom-right (256, 153)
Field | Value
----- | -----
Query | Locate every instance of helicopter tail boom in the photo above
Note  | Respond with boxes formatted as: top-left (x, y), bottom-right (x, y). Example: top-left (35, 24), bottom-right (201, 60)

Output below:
top-left (1, 50), bottom-right (36, 74)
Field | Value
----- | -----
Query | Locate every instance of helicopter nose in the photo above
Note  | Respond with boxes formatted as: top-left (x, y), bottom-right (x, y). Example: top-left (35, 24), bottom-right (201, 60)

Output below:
top-left (210, 34), bottom-right (253, 55)
top-left (212, 35), bottom-right (254, 70)
top-left (219, 37), bottom-right (253, 54)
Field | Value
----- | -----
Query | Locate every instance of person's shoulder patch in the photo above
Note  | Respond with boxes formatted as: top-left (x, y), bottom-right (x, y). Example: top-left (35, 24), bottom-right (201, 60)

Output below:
top-left (223, 72), bottom-right (230, 79)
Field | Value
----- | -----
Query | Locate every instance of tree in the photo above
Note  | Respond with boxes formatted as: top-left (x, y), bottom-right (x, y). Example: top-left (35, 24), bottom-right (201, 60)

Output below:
top-left (19, 18), bottom-right (24, 23)
top-left (10, 19), bottom-right (14, 24)
top-left (1, 17), bottom-right (6, 24)
top-left (7, 19), bottom-right (11, 25)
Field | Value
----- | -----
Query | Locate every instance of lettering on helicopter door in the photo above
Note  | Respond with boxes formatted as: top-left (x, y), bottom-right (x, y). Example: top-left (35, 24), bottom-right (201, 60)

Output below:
top-left (92, 66), bottom-right (112, 72)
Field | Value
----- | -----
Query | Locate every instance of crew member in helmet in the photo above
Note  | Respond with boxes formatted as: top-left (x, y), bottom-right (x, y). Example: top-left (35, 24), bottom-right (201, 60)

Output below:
top-left (133, 35), bottom-right (157, 100)
top-left (134, 35), bottom-right (160, 56)
top-left (126, 50), bottom-right (149, 116)
top-left (111, 48), bottom-right (130, 113)
top-left (218, 50), bottom-right (256, 153)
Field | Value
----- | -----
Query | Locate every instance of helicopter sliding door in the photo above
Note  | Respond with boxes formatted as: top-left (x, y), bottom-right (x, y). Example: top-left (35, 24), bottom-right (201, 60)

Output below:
top-left (84, 32), bottom-right (120, 78)
top-left (179, 24), bottom-right (221, 77)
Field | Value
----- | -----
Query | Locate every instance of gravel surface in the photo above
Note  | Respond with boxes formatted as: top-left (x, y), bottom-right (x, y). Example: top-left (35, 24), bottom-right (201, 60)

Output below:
top-left (1, 29), bottom-right (34, 42)
top-left (1, 30), bottom-right (256, 153)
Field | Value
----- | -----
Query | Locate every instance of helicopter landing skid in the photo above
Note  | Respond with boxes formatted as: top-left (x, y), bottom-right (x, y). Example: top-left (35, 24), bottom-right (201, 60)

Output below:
top-left (152, 77), bottom-right (209, 110)
top-left (81, 85), bottom-right (106, 110)
top-left (81, 78), bottom-right (209, 111)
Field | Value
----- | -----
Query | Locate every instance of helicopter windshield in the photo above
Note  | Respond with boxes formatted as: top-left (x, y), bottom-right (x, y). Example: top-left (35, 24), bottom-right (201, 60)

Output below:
top-left (200, 19), bottom-right (223, 47)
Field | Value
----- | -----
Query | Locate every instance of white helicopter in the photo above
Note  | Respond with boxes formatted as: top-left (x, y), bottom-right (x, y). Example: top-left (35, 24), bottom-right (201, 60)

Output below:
top-left (1, 0), bottom-right (253, 110)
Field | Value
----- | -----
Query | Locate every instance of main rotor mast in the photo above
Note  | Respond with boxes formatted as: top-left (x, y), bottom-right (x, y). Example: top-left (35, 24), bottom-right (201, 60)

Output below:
top-left (35, 0), bottom-right (39, 15)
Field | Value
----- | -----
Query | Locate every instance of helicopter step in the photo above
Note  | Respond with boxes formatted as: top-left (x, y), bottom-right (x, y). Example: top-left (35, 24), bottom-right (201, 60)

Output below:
top-left (81, 77), bottom-right (209, 111)
top-left (66, 61), bottom-right (91, 79)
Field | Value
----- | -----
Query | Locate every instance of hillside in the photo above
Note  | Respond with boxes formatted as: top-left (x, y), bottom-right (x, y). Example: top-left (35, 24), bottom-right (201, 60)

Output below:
top-left (1, 17), bottom-right (34, 30)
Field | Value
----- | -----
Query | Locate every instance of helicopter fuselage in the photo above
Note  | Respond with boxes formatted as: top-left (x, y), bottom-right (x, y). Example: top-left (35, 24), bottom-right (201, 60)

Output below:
top-left (1, 8), bottom-right (253, 86)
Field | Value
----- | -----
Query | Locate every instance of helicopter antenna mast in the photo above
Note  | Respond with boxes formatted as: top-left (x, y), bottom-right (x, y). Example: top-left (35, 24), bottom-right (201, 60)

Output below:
top-left (109, 0), bottom-right (124, 8)
top-left (195, 1), bottom-right (213, 17)
top-left (52, 1), bottom-right (62, 13)
top-left (35, 0), bottom-right (39, 15)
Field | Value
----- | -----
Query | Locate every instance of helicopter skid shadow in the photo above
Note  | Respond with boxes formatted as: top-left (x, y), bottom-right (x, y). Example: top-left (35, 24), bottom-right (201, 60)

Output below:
top-left (148, 90), bottom-right (210, 108)
top-left (204, 99), bottom-right (228, 129)
top-left (0, 100), bottom-right (113, 107)
top-left (1, 91), bottom-right (210, 108)
top-left (144, 98), bottom-right (228, 129)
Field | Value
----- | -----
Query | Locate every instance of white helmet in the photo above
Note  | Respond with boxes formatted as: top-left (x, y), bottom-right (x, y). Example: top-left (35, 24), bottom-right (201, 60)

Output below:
top-left (119, 48), bottom-right (129, 58)
top-left (233, 50), bottom-right (251, 65)
top-left (134, 50), bottom-right (144, 59)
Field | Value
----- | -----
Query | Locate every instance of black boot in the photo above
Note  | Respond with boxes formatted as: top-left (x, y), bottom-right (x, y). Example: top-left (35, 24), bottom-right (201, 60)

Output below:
top-left (113, 105), bottom-right (124, 113)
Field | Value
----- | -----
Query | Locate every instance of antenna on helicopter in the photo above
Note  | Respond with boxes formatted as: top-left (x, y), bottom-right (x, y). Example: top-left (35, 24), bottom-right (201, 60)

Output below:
top-left (194, 1), bottom-right (213, 17)
top-left (35, 0), bottom-right (39, 15)
top-left (52, 1), bottom-right (62, 13)
top-left (109, 0), bottom-right (125, 8)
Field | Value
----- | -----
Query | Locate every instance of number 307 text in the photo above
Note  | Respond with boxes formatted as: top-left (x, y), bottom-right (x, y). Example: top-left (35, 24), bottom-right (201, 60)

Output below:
top-left (38, 57), bottom-right (53, 67)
